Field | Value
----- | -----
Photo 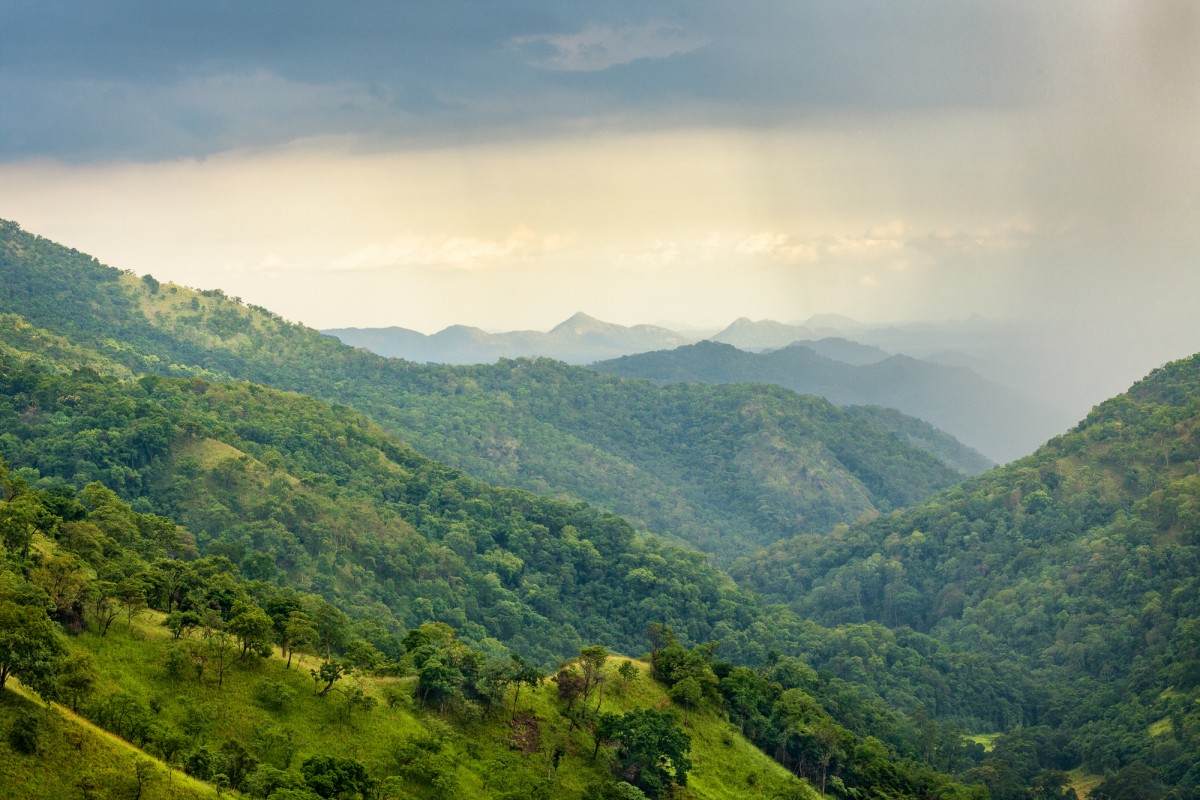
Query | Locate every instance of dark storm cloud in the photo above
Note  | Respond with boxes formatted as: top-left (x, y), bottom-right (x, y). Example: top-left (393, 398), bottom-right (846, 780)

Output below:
top-left (1, 0), bottom-right (1047, 162)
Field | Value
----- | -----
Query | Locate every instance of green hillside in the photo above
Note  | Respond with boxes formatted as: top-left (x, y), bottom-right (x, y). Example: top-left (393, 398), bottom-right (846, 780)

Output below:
top-left (593, 340), bottom-right (1067, 464)
top-left (0, 219), bottom-right (965, 563)
top-left (0, 311), bottom-right (1014, 797)
top-left (0, 319), bottom-right (1028, 723)
top-left (842, 405), bottom-right (993, 477)
top-left (734, 354), bottom-right (1200, 795)
top-left (6, 218), bottom-right (1198, 796)
top-left (0, 436), bottom-right (985, 798)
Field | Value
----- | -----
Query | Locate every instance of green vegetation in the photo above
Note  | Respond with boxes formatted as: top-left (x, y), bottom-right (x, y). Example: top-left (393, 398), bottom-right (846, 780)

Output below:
top-left (4, 218), bottom-right (1200, 797)
top-left (593, 340), bottom-right (1067, 464)
top-left (734, 354), bottom-right (1200, 795)
top-left (0, 219), bottom-right (965, 564)
top-left (0, 303), bottom-right (986, 796)
top-left (0, 459), bottom-right (824, 798)
top-left (843, 405), bottom-right (994, 476)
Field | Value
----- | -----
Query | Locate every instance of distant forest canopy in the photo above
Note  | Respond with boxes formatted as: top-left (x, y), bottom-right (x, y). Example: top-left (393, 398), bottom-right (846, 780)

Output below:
top-left (0, 219), bottom-right (968, 565)
top-left (593, 341), bottom-right (1067, 464)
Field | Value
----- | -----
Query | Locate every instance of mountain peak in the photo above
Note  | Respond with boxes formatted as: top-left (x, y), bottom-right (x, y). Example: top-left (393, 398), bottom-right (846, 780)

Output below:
top-left (551, 312), bottom-right (614, 334)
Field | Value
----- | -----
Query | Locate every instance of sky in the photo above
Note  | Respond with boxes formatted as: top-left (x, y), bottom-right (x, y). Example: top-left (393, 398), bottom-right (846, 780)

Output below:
top-left (1, 1), bottom-right (1198, 408)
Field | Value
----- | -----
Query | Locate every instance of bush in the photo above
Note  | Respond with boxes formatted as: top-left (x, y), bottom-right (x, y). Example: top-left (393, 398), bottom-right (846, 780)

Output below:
top-left (8, 709), bottom-right (42, 754)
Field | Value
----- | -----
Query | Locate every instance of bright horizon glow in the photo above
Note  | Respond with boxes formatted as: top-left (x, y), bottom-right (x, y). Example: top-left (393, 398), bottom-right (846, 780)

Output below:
top-left (1, 1), bottom-right (1197, 409)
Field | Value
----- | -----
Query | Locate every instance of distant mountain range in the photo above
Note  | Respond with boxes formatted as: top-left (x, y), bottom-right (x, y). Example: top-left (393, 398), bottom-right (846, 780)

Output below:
top-left (594, 340), bottom-right (1069, 464)
top-left (326, 312), bottom-right (694, 364)
top-left (0, 220), bottom-right (968, 564)
top-left (327, 313), bottom-right (1073, 463)
top-left (324, 313), bottom-right (877, 365)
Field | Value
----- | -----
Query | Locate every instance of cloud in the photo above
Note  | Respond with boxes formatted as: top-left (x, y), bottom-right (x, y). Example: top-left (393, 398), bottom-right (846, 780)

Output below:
top-left (510, 21), bottom-right (710, 72)
top-left (329, 226), bottom-right (564, 272)
top-left (0, 69), bottom-right (404, 162)
top-left (736, 232), bottom-right (820, 265)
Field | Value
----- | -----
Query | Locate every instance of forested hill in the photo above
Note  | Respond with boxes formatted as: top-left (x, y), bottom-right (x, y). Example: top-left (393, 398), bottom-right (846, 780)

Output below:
top-left (0, 312), bottom-right (1003, 799)
top-left (6, 219), bottom-right (1199, 795)
top-left (840, 404), bottom-right (993, 477)
top-left (593, 340), bottom-right (1068, 464)
top-left (0, 220), bottom-right (963, 562)
top-left (734, 353), bottom-right (1200, 791)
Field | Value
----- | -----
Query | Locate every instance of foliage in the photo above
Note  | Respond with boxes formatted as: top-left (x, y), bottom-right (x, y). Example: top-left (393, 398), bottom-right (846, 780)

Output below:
top-left (735, 352), bottom-right (1200, 792)
top-left (594, 338), bottom-right (1065, 464)
top-left (0, 219), bottom-right (964, 564)
top-left (598, 708), bottom-right (691, 798)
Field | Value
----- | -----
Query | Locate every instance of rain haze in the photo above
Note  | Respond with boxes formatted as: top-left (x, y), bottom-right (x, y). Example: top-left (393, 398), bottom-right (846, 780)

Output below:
top-left (1, 1), bottom-right (1198, 429)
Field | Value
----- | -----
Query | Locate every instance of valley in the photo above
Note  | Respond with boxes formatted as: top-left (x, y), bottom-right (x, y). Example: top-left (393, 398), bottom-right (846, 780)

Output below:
top-left (0, 220), bottom-right (1197, 799)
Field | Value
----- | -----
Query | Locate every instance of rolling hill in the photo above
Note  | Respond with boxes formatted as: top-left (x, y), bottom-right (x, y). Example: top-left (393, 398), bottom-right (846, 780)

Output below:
top-left (0, 219), bottom-right (966, 563)
top-left (732, 353), bottom-right (1200, 793)
top-left (594, 340), bottom-right (1069, 464)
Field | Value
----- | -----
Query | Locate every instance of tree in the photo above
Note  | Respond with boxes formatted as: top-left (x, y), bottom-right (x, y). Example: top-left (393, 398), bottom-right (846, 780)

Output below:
top-left (281, 610), bottom-right (318, 668)
top-left (1090, 763), bottom-right (1164, 800)
top-left (0, 492), bottom-right (54, 559)
top-left (228, 601), bottom-right (275, 660)
top-left (301, 754), bottom-right (373, 799)
top-left (416, 652), bottom-right (460, 712)
top-left (556, 666), bottom-right (586, 713)
top-left (668, 677), bottom-right (703, 723)
top-left (27, 553), bottom-right (90, 632)
top-left (57, 652), bottom-right (97, 712)
top-left (164, 609), bottom-right (202, 640)
top-left (645, 623), bottom-right (675, 673)
top-left (579, 645), bottom-right (608, 700)
top-left (215, 739), bottom-right (258, 792)
top-left (0, 599), bottom-right (64, 696)
top-left (203, 629), bottom-right (236, 690)
top-left (307, 599), bottom-right (349, 662)
top-left (90, 580), bottom-right (122, 637)
top-left (132, 758), bottom-right (157, 800)
top-left (8, 709), bottom-right (43, 754)
top-left (118, 575), bottom-right (149, 629)
top-left (311, 660), bottom-right (346, 697)
top-left (510, 654), bottom-right (543, 720)
top-left (600, 709), bottom-right (692, 798)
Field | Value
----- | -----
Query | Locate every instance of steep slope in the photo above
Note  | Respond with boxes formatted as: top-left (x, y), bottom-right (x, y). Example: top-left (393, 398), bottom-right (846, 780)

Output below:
top-left (0, 262), bottom-right (1063, 783)
top-left (733, 353), bottom-right (1200, 791)
top-left (0, 474), bottom-right (820, 800)
top-left (0, 220), bottom-right (962, 562)
top-left (0, 349), bottom-right (745, 666)
top-left (841, 405), bottom-right (993, 476)
top-left (594, 340), bottom-right (1069, 463)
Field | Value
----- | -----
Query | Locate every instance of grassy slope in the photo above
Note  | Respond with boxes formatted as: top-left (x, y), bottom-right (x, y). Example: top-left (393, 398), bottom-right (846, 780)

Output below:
top-left (0, 687), bottom-right (217, 800)
top-left (1, 603), bottom-right (812, 800)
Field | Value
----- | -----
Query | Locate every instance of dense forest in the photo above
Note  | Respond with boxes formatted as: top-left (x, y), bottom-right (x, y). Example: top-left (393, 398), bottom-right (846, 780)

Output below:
top-left (593, 340), bottom-right (1066, 464)
top-left (0, 322), bottom-right (986, 798)
top-left (0, 219), bottom-right (968, 563)
top-left (734, 355), bottom-right (1200, 795)
top-left (0, 460), bottom-right (821, 799)
top-left (1, 219), bottom-right (1198, 799)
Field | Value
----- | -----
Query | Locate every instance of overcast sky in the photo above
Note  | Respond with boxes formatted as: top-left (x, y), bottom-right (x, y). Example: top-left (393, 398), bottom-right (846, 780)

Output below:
top-left (1, 0), bottom-right (1198, 398)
